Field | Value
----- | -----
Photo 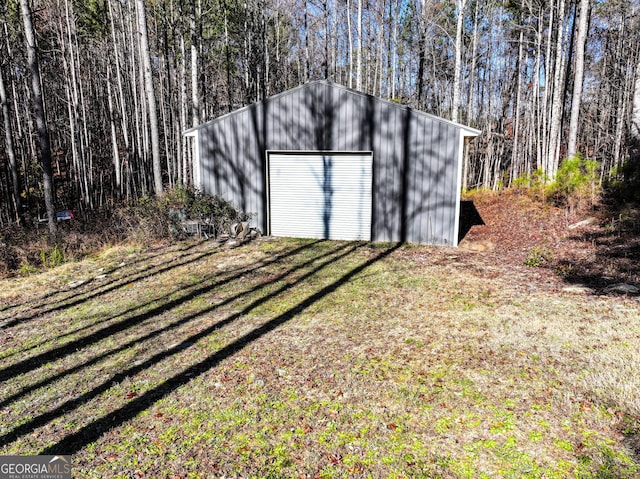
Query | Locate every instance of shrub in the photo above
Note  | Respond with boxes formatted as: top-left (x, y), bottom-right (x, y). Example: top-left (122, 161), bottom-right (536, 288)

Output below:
top-left (524, 246), bottom-right (552, 267)
top-left (111, 195), bottom-right (173, 243)
top-left (0, 226), bottom-right (45, 277)
top-left (0, 237), bottom-right (13, 277)
top-left (19, 260), bottom-right (40, 276)
top-left (0, 187), bottom-right (251, 277)
top-left (547, 155), bottom-right (600, 214)
top-left (111, 186), bottom-right (251, 242)
top-left (513, 168), bottom-right (549, 200)
top-left (606, 160), bottom-right (640, 203)
top-left (40, 245), bottom-right (65, 268)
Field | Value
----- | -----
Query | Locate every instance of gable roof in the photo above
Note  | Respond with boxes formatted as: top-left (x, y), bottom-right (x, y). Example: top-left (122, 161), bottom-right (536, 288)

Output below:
top-left (184, 80), bottom-right (481, 137)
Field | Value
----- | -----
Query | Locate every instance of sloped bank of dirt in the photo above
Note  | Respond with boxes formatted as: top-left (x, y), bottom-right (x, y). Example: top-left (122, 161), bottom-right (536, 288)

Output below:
top-left (457, 190), bottom-right (640, 294)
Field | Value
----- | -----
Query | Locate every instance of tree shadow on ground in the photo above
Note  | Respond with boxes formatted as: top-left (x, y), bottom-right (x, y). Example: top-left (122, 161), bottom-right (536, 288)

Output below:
top-left (0, 239), bottom-right (329, 406)
top-left (557, 204), bottom-right (640, 291)
top-left (0, 240), bottom-right (215, 327)
top-left (0, 238), bottom-right (400, 455)
top-left (37, 242), bottom-right (400, 455)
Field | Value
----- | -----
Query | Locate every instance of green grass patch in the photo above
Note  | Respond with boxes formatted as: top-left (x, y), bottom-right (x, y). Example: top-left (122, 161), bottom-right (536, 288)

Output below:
top-left (0, 238), bottom-right (638, 477)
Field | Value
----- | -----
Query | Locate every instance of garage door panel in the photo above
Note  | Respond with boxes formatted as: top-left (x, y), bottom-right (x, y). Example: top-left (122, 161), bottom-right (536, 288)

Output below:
top-left (269, 153), bottom-right (372, 241)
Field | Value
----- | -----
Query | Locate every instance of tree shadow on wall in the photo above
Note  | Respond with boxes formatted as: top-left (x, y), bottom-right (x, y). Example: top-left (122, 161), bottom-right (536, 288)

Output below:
top-left (458, 200), bottom-right (485, 243)
top-left (201, 81), bottom-right (467, 245)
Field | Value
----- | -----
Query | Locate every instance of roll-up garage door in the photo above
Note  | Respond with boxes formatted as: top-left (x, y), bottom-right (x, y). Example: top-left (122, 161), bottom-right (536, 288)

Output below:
top-left (268, 152), bottom-right (372, 241)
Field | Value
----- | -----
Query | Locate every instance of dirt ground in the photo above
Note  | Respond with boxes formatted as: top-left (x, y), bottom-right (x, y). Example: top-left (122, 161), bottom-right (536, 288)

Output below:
top-left (458, 190), bottom-right (640, 292)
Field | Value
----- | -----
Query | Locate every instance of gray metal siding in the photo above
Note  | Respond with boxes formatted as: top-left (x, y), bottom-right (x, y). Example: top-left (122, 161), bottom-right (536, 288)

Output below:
top-left (196, 81), bottom-right (468, 245)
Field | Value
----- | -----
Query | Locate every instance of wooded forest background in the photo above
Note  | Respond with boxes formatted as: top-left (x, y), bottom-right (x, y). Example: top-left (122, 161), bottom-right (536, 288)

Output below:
top-left (1, 0), bottom-right (639, 228)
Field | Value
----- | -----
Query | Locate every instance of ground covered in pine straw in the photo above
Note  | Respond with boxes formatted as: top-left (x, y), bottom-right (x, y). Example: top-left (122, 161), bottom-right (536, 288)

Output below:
top-left (1, 192), bottom-right (639, 478)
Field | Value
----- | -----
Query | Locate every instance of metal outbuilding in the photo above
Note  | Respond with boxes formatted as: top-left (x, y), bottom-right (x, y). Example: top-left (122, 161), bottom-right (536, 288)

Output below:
top-left (184, 80), bottom-right (480, 246)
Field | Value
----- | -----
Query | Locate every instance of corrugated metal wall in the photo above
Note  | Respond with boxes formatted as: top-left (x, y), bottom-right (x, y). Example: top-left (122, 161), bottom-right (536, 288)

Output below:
top-left (195, 81), bottom-right (466, 246)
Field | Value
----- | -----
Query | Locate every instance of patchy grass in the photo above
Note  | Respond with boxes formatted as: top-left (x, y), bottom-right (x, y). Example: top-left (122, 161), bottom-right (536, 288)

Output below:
top-left (0, 236), bottom-right (639, 478)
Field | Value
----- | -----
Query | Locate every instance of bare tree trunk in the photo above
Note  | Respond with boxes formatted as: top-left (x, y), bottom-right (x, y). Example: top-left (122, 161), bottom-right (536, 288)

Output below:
top-left (541, 2), bottom-right (554, 172)
top-left (61, 0), bottom-right (91, 210)
top-left (416, 0), bottom-right (426, 105)
top-left (0, 61), bottom-right (22, 224)
top-left (391, 0), bottom-right (398, 99)
top-left (356, 0), bottom-right (362, 90)
top-left (303, 0), bottom-right (310, 81)
top-left (532, 5), bottom-right (544, 176)
top-left (106, 62), bottom-right (121, 195)
top-left (180, 34), bottom-right (188, 183)
top-left (465, 0), bottom-right (479, 123)
top-left (567, 0), bottom-right (590, 159)
top-left (547, 0), bottom-right (567, 180)
top-left (511, 28), bottom-right (524, 184)
top-left (347, 0), bottom-right (353, 88)
top-left (20, 0), bottom-right (56, 234)
top-left (630, 54), bottom-right (640, 147)
top-left (108, 0), bottom-right (130, 197)
top-left (610, 14), bottom-right (626, 174)
top-left (136, 0), bottom-right (163, 195)
top-left (452, 0), bottom-right (466, 123)
top-left (191, 0), bottom-right (200, 125)
top-left (322, 0), bottom-right (329, 79)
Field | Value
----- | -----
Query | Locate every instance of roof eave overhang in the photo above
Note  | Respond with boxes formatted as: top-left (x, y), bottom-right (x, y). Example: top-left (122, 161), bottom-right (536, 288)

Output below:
top-left (460, 126), bottom-right (482, 138)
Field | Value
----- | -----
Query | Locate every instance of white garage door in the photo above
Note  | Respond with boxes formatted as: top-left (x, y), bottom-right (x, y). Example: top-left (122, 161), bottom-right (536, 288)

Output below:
top-left (268, 152), bottom-right (372, 241)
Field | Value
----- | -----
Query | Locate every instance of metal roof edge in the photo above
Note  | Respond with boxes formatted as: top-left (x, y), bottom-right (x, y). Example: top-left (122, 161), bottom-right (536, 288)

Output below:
top-left (183, 80), bottom-right (481, 136)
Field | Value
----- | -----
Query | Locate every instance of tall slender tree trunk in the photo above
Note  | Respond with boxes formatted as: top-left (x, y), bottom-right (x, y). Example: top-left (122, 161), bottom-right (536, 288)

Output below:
top-left (610, 14), bottom-right (627, 173)
top-left (461, 1), bottom-right (479, 191)
top-left (547, 0), bottom-right (567, 180)
top-left (303, 0), bottom-right (310, 81)
top-left (136, 0), bottom-right (163, 195)
top-left (106, 62), bottom-right (121, 196)
top-left (452, 0), bottom-right (466, 123)
top-left (465, 0), bottom-right (479, 122)
top-left (0, 62), bottom-right (22, 224)
top-left (356, 0), bottom-right (362, 90)
top-left (541, 3), bottom-right (554, 172)
top-left (511, 28), bottom-right (525, 183)
top-left (61, 0), bottom-right (91, 210)
top-left (567, 0), bottom-right (590, 159)
top-left (629, 53), bottom-right (640, 159)
top-left (191, 0), bottom-right (200, 125)
top-left (20, 0), bottom-right (56, 234)
top-left (346, 0), bottom-right (353, 88)
top-left (390, 1), bottom-right (398, 100)
top-left (322, 0), bottom-right (329, 79)
top-left (180, 34), bottom-right (188, 183)
top-left (416, 2), bottom-right (426, 105)
top-left (108, 0), bottom-right (130, 198)
top-left (532, 6), bottom-right (544, 175)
